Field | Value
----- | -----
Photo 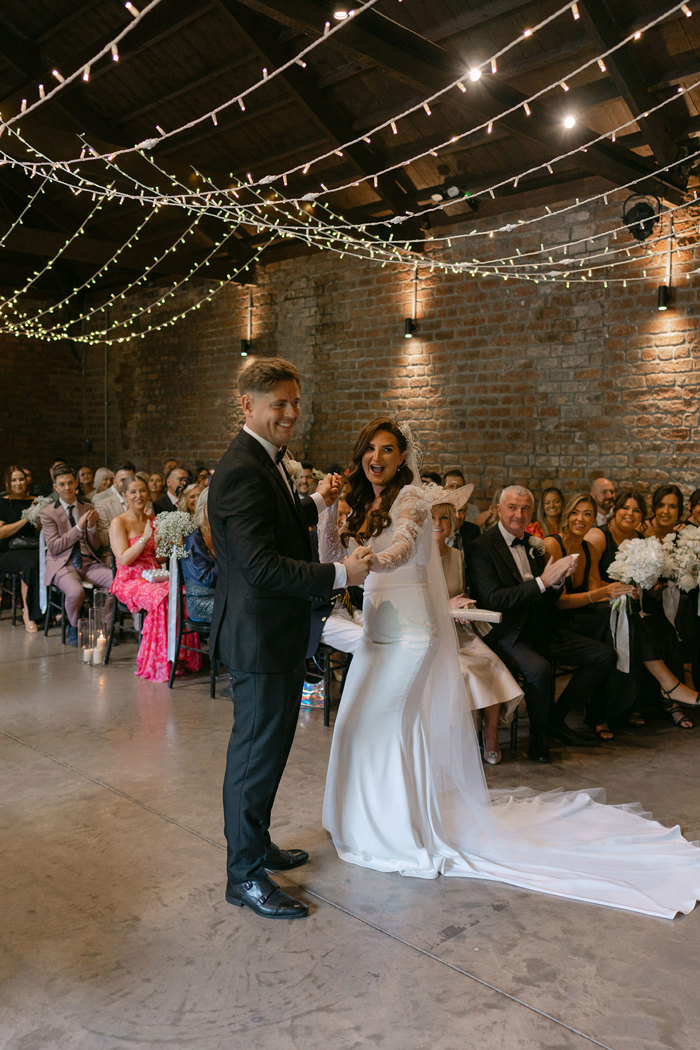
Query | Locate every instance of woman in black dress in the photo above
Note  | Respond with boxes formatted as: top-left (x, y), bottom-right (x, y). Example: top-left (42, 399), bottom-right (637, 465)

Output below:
top-left (0, 466), bottom-right (42, 631)
top-left (544, 493), bottom-right (633, 738)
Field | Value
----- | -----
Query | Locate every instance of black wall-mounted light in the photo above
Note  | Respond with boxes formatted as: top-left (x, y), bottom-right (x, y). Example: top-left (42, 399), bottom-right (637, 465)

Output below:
top-left (657, 285), bottom-right (671, 311)
top-left (404, 317), bottom-right (417, 339)
top-left (241, 288), bottom-right (254, 355)
top-left (240, 339), bottom-right (252, 356)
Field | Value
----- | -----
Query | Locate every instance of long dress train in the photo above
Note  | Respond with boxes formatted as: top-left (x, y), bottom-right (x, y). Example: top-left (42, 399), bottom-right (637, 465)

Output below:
top-left (320, 486), bottom-right (700, 918)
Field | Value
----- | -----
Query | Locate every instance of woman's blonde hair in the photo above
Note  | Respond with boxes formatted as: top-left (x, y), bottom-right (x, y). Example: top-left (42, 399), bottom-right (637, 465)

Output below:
top-left (431, 501), bottom-right (456, 538)
top-left (560, 493), bottom-right (597, 538)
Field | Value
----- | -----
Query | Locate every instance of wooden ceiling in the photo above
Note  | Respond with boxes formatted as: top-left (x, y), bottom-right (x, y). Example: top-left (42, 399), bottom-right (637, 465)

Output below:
top-left (0, 0), bottom-right (699, 298)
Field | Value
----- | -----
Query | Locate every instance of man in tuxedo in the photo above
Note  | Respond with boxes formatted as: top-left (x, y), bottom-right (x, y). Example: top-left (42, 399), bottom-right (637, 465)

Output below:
top-left (153, 466), bottom-right (190, 514)
top-left (40, 466), bottom-right (113, 646)
top-left (465, 486), bottom-right (616, 763)
top-left (209, 357), bottom-right (370, 920)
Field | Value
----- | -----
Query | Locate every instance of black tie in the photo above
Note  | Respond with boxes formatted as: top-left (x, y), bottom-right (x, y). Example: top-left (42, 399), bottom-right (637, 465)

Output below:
top-left (67, 506), bottom-right (83, 569)
top-left (275, 445), bottom-right (287, 464)
top-left (511, 535), bottom-right (528, 548)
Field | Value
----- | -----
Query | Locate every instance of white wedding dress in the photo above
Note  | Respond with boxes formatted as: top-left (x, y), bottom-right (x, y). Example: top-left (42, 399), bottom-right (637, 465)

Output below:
top-left (320, 485), bottom-right (700, 918)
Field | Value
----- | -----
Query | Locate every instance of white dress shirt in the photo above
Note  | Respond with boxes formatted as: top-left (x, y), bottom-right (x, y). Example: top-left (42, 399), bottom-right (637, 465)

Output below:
top-left (243, 425), bottom-right (346, 587)
top-left (498, 522), bottom-right (545, 593)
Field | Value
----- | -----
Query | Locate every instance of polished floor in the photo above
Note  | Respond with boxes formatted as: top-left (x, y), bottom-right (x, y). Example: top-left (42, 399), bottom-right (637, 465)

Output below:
top-left (1, 617), bottom-right (699, 1050)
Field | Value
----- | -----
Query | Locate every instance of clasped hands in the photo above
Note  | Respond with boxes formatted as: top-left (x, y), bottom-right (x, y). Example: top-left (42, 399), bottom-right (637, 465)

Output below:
top-left (77, 507), bottom-right (99, 530)
top-left (344, 545), bottom-right (373, 585)
top-left (316, 472), bottom-right (344, 506)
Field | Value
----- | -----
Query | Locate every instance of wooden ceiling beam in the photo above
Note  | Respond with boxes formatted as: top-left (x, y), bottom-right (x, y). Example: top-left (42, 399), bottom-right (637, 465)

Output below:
top-left (213, 0), bottom-right (419, 224)
top-left (577, 0), bottom-right (681, 169)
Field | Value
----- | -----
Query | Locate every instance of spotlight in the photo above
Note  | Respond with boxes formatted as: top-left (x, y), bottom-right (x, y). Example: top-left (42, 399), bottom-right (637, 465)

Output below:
top-left (623, 194), bottom-right (661, 242)
top-left (240, 339), bottom-right (252, 356)
top-left (333, 5), bottom-right (351, 18)
top-left (563, 114), bottom-right (576, 128)
top-left (404, 318), bottom-right (417, 339)
top-left (657, 285), bottom-right (671, 311)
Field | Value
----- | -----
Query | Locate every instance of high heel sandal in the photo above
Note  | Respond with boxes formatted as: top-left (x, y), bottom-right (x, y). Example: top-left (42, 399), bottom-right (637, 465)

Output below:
top-left (660, 679), bottom-right (700, 708)
top-left (668, 705), bottom-right (694, 730)
top-left (22, 610), bottom-right (38, 634)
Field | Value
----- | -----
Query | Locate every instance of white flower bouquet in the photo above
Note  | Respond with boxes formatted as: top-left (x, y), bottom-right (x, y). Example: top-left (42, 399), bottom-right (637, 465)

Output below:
top-left (154, 511), bottom-right (195, 560)
top-left (21, 496), bottom-right (55, 529)
top-left (661, 530), bottom-right (700, 592)
top-left (607, 536), bottom-right (665, 590)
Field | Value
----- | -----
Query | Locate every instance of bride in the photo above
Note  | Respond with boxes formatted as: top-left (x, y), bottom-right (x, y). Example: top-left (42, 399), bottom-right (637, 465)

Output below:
top-left (319, 417), bottom-right (700, 918)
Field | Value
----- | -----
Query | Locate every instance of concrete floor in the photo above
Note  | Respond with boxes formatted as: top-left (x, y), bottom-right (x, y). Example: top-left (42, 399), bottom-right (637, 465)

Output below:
top-left (1, 618), bottom-right (699, 1050)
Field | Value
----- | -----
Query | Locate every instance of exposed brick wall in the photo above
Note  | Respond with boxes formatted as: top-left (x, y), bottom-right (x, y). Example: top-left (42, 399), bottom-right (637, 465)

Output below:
top-left (0, 329), bottom-right (84, 485)
top-left (3, 192), bottom-right (698, 508)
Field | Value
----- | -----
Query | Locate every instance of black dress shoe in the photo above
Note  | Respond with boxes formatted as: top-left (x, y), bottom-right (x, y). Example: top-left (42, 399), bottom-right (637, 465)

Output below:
top-left (549, 724), bottom-right (602, 748)
top-left (527, 743), bottom-right (551, 763)
top-left (265, 843), bottom-right (309, 871)
top-left (225, 874), bottom-right (309, 919)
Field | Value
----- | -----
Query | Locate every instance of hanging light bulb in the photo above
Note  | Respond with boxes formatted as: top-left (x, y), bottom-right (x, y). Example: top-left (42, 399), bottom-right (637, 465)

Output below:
top-left (469, 67), bottom-right (482, 82)
top-left (564, 114), bottom-right (576, 128)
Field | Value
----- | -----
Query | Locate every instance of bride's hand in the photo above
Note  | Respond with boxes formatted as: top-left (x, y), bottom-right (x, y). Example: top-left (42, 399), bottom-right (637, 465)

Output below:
top-left (316, 473), bottom-right (344, 506)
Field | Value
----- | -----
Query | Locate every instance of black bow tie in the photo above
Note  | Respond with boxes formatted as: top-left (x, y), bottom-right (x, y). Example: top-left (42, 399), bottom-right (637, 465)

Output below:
top-left (275, 446), bottom-right (287, 464)
top-left (511, 535), bottom-right (528, 547)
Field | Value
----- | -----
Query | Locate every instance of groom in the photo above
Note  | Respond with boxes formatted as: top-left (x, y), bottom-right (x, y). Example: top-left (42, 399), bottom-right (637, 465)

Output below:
top-left (209, 357), bottom-right (370, 919)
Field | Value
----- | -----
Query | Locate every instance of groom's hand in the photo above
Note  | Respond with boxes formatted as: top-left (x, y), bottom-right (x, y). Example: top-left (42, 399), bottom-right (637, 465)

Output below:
top-left (344, 546), bottom-right (372, 586)
top-left (317, 473), bottom-right (344, 507)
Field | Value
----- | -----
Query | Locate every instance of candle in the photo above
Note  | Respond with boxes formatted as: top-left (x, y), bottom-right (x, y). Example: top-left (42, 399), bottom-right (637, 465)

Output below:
top-left (83, 648), bottom-right (93, 663)
top-left (92, 638), bottom-right (106, 665)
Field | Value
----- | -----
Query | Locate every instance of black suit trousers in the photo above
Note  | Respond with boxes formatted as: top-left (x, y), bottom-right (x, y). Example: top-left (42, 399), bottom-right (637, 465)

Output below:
top-left (223, 661), bottom-right (306, 882)
top-left (487, 622), bottom-right (615, 734)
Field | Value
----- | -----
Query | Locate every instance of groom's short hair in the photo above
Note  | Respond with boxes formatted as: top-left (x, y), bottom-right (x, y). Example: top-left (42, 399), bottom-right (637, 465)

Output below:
top-left (239, 357), bottom-right (301, 396)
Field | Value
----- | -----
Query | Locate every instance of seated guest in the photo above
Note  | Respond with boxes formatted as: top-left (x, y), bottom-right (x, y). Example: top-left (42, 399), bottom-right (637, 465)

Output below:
top-left (21, 467), bottom-right (33, 494)
top-left (318, 496), bottom-right (364, 657)
top-left (163, 458), bottom-right (179, 477)
top-left (195, 466), bottom-right (211, 488)
top-left (182, 488), bottom-right (217, 623)
top-left (686, 489), bottom-right (700, 527)
top-left (585, 489), bottom-right (646, 581)
top-left (40, 466), bottom-right (112, 646)
top-left (77, 466), bottom-right (95, 502)
top-left (295, 462), bottom-right (317, 496)
top-left (148, 471), bottom-right (166, 505)
top-left (0, 466), bottom-right (42, 631)
top-left (466, 486), bottom-right (615, 763)
top-left (35, 459), bottom-right (68, 498)
top-left (95, 466), bottom-right (136, 551)
top-left (109, 477), bottom-right (201, 682)
top-left (590, 477), bottom-right (616, 526)
top-left (432, 489), bottom-right (522, 766)
top-left (544, 493), bottom-right (635, 738)
top-left (444, 468), bottom-right (481, 525)
top-left (93, 467), bottom-right (114, 495)
top-left (642, 484), bottom-right (684, 539)
top-left (153, 466), bottom-right (190, 514)
top-left (534, 486), bottom-right (564, 538)
top-left (177, 483), bottom-right (203, 515)
top-left (638, 484), bottom-right (698, 723)
top-left (420, 470), bottom-right (442, 486)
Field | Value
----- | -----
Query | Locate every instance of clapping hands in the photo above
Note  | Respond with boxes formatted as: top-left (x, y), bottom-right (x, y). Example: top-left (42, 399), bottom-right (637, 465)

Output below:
top-left (540, 554), bottom-right (577, 589)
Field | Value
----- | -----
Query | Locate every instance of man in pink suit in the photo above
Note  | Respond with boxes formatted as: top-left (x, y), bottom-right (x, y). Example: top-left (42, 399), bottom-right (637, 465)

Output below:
top-left (40, 465), bottom-right (113, 645)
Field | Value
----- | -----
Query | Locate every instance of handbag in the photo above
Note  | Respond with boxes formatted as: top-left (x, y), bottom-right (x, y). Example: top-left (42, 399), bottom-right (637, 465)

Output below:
top-left (9, 534), bottom-right (39, 550)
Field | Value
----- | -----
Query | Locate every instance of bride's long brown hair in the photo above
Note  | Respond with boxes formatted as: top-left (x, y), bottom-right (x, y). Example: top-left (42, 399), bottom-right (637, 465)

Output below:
top-left (341, 417), bottom-right (414, 548)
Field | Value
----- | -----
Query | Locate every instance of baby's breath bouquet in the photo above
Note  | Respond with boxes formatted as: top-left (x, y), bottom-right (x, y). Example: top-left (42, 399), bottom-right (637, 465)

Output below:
top-left (21, 496), bottom-right (54, 529)
top-left (154, 511), bottom-right (195, 560)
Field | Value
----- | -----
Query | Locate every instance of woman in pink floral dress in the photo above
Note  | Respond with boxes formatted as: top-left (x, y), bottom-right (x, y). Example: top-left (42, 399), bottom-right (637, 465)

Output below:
top-left (109, 477), bottom-right (201, 682)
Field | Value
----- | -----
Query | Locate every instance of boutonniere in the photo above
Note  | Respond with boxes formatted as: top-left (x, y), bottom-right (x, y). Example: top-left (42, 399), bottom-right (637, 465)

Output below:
top-left (527, 535), bottom-right (545, 559)
top-left (283, 451), bottom-right (325, 485)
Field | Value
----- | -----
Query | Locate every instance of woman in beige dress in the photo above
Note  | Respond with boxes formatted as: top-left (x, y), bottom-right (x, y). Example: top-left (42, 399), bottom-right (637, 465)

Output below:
top-left (430, 486), bottom-right (522, 765)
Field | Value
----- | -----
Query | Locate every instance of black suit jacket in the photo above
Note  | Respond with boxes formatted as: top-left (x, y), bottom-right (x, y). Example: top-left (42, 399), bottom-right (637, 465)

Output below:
top-left (153, 495), bottom-right (177, 515)
top-left (465, 524), bottom-right (560, 650)
top-left (209, 429), bottom-right (336, 674)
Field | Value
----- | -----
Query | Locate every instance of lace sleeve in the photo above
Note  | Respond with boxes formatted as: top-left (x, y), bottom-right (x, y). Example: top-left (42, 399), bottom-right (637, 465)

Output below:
top-left (370, 485), bottom-right (430, 573)
top-left (318, 500), bottom-right (344, 563)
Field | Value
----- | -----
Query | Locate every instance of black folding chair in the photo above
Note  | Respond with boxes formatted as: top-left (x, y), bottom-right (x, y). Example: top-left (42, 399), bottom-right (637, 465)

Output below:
top-left (1, 571), bottom-right (21, 625)
top-left (167, 558), bottom-right (217, 698)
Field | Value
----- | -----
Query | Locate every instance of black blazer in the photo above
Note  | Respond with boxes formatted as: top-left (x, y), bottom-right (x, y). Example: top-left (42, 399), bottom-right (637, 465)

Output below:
top-left (209, 429), bottom-right (336, 674)
top-left (465, 524), bottom-right (560, 650)
top-left (153, 495), bottom-right (177, 515)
